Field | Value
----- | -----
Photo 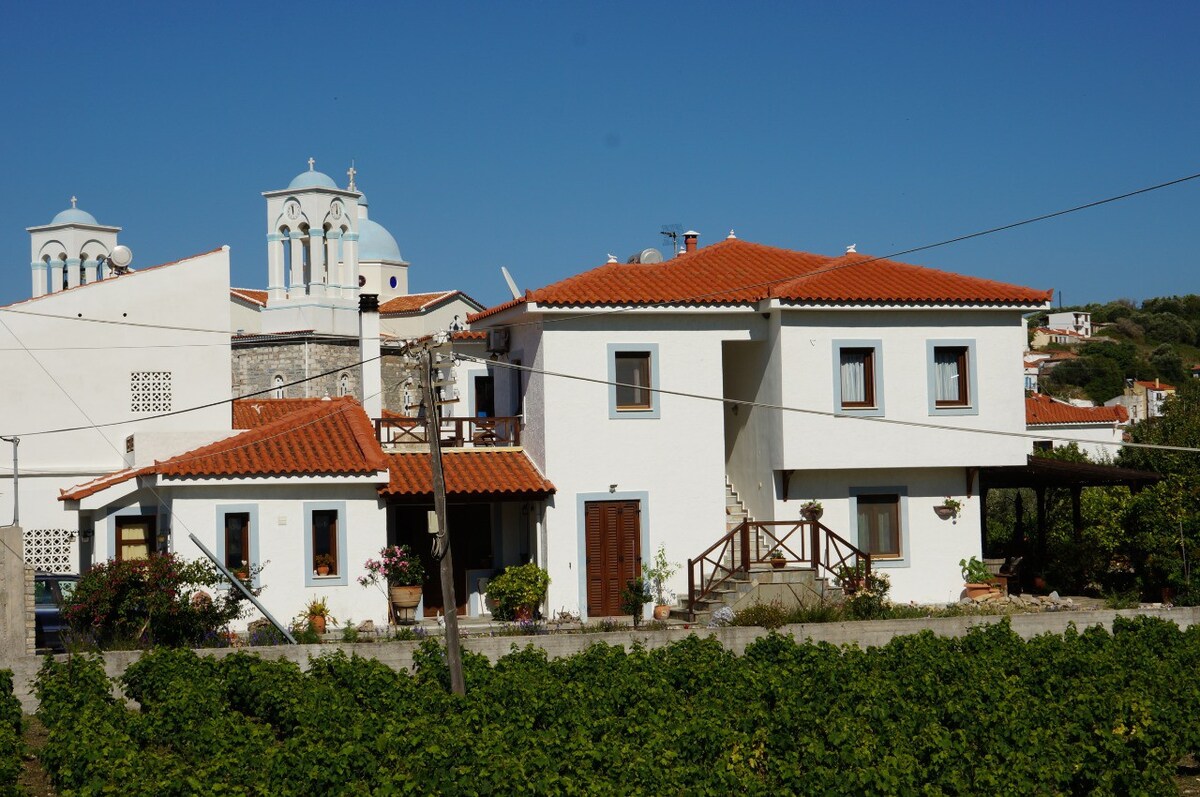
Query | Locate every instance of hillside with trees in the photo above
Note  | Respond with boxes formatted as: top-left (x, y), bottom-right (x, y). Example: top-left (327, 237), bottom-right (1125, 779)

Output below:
top-left (1034, 294), bottom-right (1200, 404)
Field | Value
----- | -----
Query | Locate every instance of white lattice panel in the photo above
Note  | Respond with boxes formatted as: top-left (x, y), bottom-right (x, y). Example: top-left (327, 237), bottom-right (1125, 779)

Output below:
top-left (131, 371), bottom-right (172, 412)
top-left (24, 527), bottom-right (75, 573)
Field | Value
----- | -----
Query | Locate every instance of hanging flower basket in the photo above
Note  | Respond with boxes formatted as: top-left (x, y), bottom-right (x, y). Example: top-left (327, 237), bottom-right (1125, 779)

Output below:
top-left (934, 506), bottom-right (956, 520)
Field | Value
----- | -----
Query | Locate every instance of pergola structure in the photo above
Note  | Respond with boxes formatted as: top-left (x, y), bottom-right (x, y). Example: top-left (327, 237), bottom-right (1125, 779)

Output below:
top-left (977, 456), bottom-right (1161, 581)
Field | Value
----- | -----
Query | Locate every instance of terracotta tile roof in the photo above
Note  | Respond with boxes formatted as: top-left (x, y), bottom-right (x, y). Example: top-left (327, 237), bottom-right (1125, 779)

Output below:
top-left (379, 290), bottom-right (483, 315)
top-left (1026, 394), bottom-right (1129, 425)
top-left (61, 398), bottom-right (387, 501)
top-left (1135, 380), bottom-right (1176, 391)
top-left (468, 238), bottom-right (1051, 321)
top-left (451, 329), bottom-right (487, 341)
top-left (233, 398), bottom-right (332, 428)
top-left (382, 450), bottom-right (555, 498)
top-left (230, 288), bottom-right (268, 306)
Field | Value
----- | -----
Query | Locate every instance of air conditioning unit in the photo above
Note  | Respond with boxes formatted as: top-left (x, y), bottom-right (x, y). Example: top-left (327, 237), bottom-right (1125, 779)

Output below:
top-left (486, 328), bottom-right (510, 354)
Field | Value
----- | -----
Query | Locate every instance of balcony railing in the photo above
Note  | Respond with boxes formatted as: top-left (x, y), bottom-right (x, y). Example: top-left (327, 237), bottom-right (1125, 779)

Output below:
top-left (375, 416), bottom-right (522, 448)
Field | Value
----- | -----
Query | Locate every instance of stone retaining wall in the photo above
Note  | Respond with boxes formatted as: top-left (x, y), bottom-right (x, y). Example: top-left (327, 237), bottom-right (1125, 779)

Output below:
top-left (7, 605), bottom-right (1199, 713)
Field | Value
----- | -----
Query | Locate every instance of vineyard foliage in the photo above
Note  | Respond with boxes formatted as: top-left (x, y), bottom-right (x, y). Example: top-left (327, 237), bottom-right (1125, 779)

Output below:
top-left (0, 669), bottom-right (21, 795)
top-left (32, 618), bottom-right (1200, 795)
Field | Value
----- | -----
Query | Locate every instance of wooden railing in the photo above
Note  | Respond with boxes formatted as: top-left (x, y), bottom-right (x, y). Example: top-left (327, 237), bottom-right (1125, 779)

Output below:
top-left (686, 519), bottom-right (871, 617)
top-left (374, 416), bottom-right (522, 448)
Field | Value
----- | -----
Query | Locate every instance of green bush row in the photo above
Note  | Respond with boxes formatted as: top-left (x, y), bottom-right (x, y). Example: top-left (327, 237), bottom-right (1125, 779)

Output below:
top-left (0, 669), bottom-right (22, 796)
top-left (34, 617), bottom-right (1200, 795)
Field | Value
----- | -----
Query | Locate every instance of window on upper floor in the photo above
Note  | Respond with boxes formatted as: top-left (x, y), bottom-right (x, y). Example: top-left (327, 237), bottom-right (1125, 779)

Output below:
top-left (926, 340), bottom-right (978, 416)
top-left (833, 340), bottom-right (884, 416)
top-left (607, 344), bottom-right (660, 419)
top-left (933, 346), bottom-right (969, 406)
top-left (311, 509), bottom-right (339, 577)
top-left (839, 348), bottom-right (876, 409)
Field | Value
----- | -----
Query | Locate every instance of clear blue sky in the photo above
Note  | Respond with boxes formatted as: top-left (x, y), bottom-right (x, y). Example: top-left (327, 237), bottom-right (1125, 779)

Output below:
top-left (3, 2), bottom-right (1197, 311)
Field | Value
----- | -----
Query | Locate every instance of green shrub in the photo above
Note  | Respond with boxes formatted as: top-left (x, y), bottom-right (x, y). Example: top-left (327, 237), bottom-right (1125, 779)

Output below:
top-left (486, 562), bottom-right (550, 621)
top-left (62, 554), bottom-right (248, 648)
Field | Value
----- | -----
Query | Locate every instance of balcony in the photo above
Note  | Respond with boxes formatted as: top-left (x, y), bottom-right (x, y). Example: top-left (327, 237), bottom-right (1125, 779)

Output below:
top-left (375, 416), bottom-right (522, 449)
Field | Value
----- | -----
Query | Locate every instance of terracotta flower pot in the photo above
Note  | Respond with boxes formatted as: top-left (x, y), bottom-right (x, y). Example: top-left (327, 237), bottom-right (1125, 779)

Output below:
top-left (964, 583), bottom-right (993, 600)
top-left (801, 507), bottom-right (823, 522)
top-left (653, 604), bottom-right (671, 621)
top-left (316, 566), bottom-right (330, 576)
top-left (389, 585), bottom-right (423, 609)
top-left (309, 615), bottom-right (327, 635)
top-left (771, 558), bottom-right (786, 569)
top-left (934, 506), bottom-right (956, 520)
top-left (515, 605), bottom-right (533, 622)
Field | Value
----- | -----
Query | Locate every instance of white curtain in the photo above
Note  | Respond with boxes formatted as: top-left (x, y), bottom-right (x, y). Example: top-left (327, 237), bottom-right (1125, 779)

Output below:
top-left (933, 350), bottom-right (960, 402)
top-left (840, 351), bottom-right (866, 403)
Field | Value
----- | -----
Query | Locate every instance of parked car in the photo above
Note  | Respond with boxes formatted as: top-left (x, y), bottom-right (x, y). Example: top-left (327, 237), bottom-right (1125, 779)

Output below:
top-left (34, 572), bottom-right (79, 653)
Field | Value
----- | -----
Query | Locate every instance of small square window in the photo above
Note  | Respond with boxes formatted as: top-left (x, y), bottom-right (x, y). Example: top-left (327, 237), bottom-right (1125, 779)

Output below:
top-left (311, 509), bottom-right (338, 576)
top-left (933, 346), bottom-right (969, 406)
top-left (614, 352), bottom-right (652, 410)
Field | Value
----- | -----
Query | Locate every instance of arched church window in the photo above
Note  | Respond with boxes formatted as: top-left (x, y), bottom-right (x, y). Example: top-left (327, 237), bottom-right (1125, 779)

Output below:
top-left (274, 375), bottom-right (285, 399)
top-left (339, 373), bottom-right (350, 397)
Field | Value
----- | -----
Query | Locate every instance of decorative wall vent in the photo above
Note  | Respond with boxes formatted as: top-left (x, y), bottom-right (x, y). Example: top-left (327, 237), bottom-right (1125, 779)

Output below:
top-left (24, 527), bottom-right (75, 573)
top-left (131, 371), bottom-right (172, 413)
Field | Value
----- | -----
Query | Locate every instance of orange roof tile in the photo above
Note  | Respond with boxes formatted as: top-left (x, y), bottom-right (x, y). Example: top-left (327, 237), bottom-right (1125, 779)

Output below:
top-left (61, 398), bottom-right (387, 501)
top-left (1135, 380), bottom-right (1176, 391)
top-left (1026, 394), bottom-right (1129, 425)
top-left (379, 290), bottom-right (482, 315)
top-left (230, 288), bottom-right (268, 306)
top-left (382, 450), bottom-right (555, 498)
top-left (468, 238), bottom-right (1050, 321)
top-left (232, 398), bottom-right (332, 428)
top-left (451, 329), bottom-right (487, 341)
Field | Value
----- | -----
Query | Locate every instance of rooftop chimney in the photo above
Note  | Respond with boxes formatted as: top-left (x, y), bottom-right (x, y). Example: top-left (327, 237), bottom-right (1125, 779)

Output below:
top-left (359, 293), bottom-right (382, 419)
top-left (684, 230), bottom-right (699, 254)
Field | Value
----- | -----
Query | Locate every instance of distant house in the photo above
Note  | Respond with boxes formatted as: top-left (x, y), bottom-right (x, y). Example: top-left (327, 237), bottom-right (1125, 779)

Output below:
top-left (469, 233), bottom-right (1052, 610)
top-left (1046, 311), bottom-right (1092, 338)
top-left (1025, 394), bottom-right (1127, 461)
top-left (1031, 326), bottom-right (1089, 348)
top-left (1105, 379), bottom-right (1176, 423)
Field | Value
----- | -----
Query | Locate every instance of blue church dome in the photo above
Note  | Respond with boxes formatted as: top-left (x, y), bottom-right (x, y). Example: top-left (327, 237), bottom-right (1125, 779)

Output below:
top-left (358, 217), bottom-right (403, 261)
top-left (51, 207), bottom-right (98, 225)
top-left (288, 170), bottom-right (338, 190)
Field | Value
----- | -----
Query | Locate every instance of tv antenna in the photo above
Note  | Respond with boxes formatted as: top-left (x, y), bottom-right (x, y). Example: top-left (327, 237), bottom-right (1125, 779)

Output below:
top-left (660, 224), bottom-right (683, 252)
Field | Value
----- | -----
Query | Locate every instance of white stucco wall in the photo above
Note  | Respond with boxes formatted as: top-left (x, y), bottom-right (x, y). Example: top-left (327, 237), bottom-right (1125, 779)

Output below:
top-left (0, 248), bottom-right (234, 540)
top-left (776, 309), bottom-right (1030, 469)
top-left (89, 481), bottom-right (390, 629)
top-left (1028, 424), bottom-right (1125, 462)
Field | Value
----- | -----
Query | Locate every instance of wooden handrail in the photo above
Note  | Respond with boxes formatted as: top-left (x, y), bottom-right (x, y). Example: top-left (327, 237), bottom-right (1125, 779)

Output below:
top-left (374, 416), bottom-right (522, 448)
top-left (685, 519), bottom-right (871, 617)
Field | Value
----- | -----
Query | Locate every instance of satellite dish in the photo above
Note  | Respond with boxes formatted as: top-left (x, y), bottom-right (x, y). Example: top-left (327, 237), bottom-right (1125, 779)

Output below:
top-left (109, 245), bottom-right (133, 269)
top-left (626, 248), bottom-right (664, 264)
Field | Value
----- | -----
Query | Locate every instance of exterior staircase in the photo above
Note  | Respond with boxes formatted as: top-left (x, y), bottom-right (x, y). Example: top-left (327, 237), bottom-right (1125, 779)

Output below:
top-left (669, 479), bottom-right (846, 624)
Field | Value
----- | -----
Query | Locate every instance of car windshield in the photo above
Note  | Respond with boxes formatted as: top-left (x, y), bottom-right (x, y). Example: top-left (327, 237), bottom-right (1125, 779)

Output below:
top-left (34, 580), bottom-right (55, 605)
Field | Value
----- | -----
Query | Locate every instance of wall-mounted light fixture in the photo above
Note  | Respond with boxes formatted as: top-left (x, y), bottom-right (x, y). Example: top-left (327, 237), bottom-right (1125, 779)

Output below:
top-left (609, 484), bottom-right (617, 494)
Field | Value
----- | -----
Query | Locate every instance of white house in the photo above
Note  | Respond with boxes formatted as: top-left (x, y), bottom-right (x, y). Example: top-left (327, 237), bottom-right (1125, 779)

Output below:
top-left (469, 232), bottom-right (1052, 611)
top-left (1025, 393), bottom-right (1127, 461)
top-left (1105, 379), bottom-right (1176, 423)
top-left (59, 396), bottom-right (555, 626)
top-left (1046, 310), bottom-right (1092, 338)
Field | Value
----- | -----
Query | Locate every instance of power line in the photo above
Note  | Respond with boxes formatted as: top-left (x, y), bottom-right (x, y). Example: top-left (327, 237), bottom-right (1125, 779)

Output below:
top-left (462, 354), bottom-right (1200, 455)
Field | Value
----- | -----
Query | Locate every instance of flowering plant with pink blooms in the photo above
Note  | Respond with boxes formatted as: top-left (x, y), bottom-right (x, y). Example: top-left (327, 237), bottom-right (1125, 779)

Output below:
top-left (358, 544), bottom-right (425, 588)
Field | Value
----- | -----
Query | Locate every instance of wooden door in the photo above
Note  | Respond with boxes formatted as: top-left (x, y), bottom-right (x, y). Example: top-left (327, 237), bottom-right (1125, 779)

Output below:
top-left (585, 500), bottom-right (642, 617)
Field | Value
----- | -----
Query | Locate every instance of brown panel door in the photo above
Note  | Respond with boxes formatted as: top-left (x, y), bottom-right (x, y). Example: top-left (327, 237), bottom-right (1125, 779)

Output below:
top-left (585, 500), bottom-right (642, 617)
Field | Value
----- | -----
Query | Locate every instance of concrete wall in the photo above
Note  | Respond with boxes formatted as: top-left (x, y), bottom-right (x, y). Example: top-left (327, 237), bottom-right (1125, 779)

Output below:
top-left (6, 605), bottom-right (1200, 713)
top-left (0, 525), bottom-right (33, 657)
top-left (1028, 423), bottom-right (1124, 462)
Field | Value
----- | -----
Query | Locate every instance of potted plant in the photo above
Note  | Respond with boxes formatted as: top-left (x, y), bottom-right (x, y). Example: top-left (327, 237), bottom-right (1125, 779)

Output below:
top-left (304, 595), bottom-right (335, 636)
top-left (800, 500), bottom-right (823, 522)
top-left (620, 578), bottom-right (653, 628)
top-left (487, 562), bottom-right (550, 622)
top-left (766, 547), bottom-right (787, 569)
top-left (313, 553), bottom-right (335, 577)
top-left (359, 545), bottom-right (426, 623)
top-left (642, 544), bottom-right (680, 620)
top-left (960, 556), bottom-right (996, 600)
top-left (935, 497), bottom-right (963, 521)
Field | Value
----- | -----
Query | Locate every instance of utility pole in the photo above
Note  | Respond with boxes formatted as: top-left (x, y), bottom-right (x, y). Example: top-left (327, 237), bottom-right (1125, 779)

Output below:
top-left (415, 336), bottom-right (465, 695)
